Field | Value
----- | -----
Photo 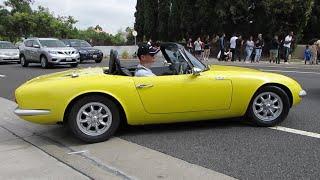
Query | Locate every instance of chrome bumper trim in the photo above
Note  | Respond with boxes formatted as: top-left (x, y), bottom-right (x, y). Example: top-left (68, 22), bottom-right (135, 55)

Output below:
top-left (299, 90), bottom-right (307, 98)
top-left (14, 108), bottom-right (50, 116)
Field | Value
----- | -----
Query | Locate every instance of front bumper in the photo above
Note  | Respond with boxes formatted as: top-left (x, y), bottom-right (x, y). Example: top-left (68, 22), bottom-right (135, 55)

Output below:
top-left (48, 54), bottom-right (80, 64)
top-left (299, 90), bottom-right (307, 98)
top-left (0, 55), bottom-right (20, 62)
top-left (80, 53), bottom-right (103, 61)
top-left (14, 108), bottom-right (51, 116)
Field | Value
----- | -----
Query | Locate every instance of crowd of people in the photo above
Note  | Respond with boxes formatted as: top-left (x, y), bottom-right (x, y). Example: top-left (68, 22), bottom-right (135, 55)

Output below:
top-left (185, 31), bottom-right (319, 65)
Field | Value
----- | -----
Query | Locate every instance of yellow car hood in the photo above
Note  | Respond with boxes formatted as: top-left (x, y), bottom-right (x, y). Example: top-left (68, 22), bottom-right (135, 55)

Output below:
top-left (26, 67), bottom-right (106, 84)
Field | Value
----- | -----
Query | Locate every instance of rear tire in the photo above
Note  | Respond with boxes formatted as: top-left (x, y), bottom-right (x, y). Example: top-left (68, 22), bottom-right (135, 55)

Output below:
top-left (246, 86), bottom-right (290, 127)
top-left (20, 55), bottom-right (28, 67)
top-left (68, 95), bottom-right (121, 143)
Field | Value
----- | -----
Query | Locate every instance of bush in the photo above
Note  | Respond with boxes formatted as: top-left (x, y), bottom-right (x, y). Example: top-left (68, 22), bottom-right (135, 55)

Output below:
top-left (121, 50), bottom-right (129, 59)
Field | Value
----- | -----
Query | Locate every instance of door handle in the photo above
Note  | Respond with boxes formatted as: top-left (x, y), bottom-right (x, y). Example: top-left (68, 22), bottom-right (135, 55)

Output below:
top-left (136, 84), bottom-right (154, 89)
top-left (215, 76), bottom-right (225, 80)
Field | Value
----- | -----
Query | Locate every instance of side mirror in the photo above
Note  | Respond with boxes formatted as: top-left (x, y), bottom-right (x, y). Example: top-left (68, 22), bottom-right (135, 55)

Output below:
top-left (192, 67), bottom-right (202, 76)
top-left (33, 44), bottom-right (40, 48)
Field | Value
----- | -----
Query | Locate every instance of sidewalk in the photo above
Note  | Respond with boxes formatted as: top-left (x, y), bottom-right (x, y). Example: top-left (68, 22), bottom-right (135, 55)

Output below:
top-left (0, 97), bottom-right (235, 180)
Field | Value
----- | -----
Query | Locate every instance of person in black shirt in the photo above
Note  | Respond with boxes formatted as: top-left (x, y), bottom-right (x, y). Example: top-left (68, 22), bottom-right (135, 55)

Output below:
top-left (254, 34), bottom-right (264, 63)
top-left (269, 35), bottom-right (280, 63)
top-left (235, 35), bottom-right (243, 62)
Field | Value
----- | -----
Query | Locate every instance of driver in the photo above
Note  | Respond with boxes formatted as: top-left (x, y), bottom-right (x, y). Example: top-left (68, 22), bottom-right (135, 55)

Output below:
top-left (135, 44), bottom-right (160, 77)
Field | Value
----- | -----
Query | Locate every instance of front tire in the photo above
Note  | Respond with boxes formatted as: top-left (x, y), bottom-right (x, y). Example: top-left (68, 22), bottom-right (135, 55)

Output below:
top-left (70, 63), bottom-right (78, 68)
top-left (40, 56), bottom-right (49, 69)
top-left (247, 86), bottom-right (290, 127)
top-left (68, 95), bottom-right (121, 143)
top-left (95, 58), bottom-right (102, 63)
top-left (20, 55), bottom-right (28, 67)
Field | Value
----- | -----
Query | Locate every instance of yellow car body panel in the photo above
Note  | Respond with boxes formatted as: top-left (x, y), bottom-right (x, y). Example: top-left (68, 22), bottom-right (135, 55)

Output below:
top-left (14, 65), bottom-right (304, 125)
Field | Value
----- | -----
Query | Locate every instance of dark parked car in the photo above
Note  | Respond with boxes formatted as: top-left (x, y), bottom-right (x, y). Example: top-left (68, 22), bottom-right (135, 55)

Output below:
top-left (62, 39), bottom-right (103, 63)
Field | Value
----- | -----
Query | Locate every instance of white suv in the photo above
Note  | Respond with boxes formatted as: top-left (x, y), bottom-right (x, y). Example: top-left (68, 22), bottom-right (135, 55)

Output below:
top-left (19, 38), bottom-right (80, 68)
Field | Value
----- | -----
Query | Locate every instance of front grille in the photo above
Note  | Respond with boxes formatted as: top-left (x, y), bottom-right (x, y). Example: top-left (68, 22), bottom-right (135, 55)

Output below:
top-left (57, 51), bottom-right (76, 55)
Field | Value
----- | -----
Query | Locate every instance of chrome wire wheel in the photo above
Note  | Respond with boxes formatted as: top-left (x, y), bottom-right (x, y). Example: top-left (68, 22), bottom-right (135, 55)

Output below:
top-left (252, 92), bottom-right (283, 122)
top-left (76, 102), bottom-right (112, 136)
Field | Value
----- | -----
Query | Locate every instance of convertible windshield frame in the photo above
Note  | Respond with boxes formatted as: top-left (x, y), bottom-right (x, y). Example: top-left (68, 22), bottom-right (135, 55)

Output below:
top-left (181, 48), bottom-right (210, 71)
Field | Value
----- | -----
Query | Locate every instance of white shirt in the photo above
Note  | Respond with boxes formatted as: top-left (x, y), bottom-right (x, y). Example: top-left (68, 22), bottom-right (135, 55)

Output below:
top-left (135, 64), bottom-right (156, 77)
top-left (246, 40), bottom-right (254, 49)
top-left (194, 41), bottom-right (202, 51)
top-left (230, 36), bottom-right (238, 49)
top-left (284, 35), bottom-right (292, 48)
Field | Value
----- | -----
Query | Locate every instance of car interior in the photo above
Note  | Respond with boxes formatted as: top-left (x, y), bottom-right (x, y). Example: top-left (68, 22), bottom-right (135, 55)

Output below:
top-left (105, 44), bottom-right (192, 76)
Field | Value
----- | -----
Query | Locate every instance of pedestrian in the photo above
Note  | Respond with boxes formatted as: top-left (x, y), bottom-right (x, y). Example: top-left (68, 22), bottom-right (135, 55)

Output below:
top-left (235, 35), bottom-right (243, 62)
top-left (269, 35), bottom-right (280, 63)
top-left (311, 41), bottom-right (319, 65)
top-left (204, 36), bottom-right (211, 61)
top-left (187, 38), bottom-right (193, 53)
top-left (230, 34), bottom-right (238, 62)
top-left (254, 34), bottom-right (264, 63)
top-left (283, 31), bottom-right (294, 64)
top-left (245, 36), bottom-right (254, 63)
top-left (218, 33), bottom-right (226, 61)
top-left (194, 37), bottom-right (202, 60)
top-left (304, 45), bottom-right (312, 65)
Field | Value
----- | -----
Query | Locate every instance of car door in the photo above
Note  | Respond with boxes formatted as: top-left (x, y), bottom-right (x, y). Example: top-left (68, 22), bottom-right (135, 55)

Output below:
top-left (31, 40), bottom-right (41, 62)
top-left (24, 40), bottom-right (33, 60)
top-left (133, 72), bottom-right (232, 114)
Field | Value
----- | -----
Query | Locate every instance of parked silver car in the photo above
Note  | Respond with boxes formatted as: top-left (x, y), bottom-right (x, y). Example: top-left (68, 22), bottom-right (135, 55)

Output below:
top-left (0, 41), bottom-right (20, 63)
top-left (19, 38), bottom-right (80, 68)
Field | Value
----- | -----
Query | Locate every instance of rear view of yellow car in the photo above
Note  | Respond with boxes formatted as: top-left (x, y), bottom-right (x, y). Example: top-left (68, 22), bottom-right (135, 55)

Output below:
top-left (14, 43), bottom-right (306, 143)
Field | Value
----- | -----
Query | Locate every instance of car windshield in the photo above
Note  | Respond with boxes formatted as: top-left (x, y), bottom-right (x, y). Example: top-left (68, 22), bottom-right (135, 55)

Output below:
top-left (69, 40), bottom-right (92, 47)
top-left (183, 49), bottom-right (208, 71)
top-left (39, 40), bottom-right (66, 47)
top-left (0, 42), bottom-right (16, 49)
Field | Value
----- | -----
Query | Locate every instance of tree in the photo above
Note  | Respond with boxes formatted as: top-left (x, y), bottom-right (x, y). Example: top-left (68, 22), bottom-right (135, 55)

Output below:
top-left (134, 0), bottom-right (144, 41)
top-left (4, 0), bottom-right (33, 14)
top-left (168, 0), bottom-right (182, 41)
top-left (143, 0), bottom-right (158, 40)
top-left (158, 0), bottom-right (170, 41)
top-left (304, 0), bottom-right (319, 42)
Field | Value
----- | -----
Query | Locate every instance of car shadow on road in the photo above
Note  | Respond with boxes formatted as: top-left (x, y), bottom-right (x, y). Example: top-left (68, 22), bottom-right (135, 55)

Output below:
top-left (116, 118), bottom-right (255, 137)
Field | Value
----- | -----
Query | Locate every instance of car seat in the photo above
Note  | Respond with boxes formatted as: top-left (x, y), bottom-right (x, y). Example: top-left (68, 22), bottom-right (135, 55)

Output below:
top-left (108, 50), bottom-right (132, 76)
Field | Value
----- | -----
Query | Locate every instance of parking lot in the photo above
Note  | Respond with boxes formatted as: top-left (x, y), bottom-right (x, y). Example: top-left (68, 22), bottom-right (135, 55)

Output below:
top-left (1, 60), bottom-right (320, 179)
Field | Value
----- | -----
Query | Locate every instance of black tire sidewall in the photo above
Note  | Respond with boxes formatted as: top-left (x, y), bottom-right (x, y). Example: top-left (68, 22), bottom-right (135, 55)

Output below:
top-left (95, 59), bottom-right (102, 63)
top-left (247, 86), bottom-right (290, 126)
top-left (20, 55), bottom-right (28, 67)
top-left (68, 95), bottom-right (120, 143)
top-left (71, 63), bottom-right (78, 67)
top-left (41, 56), bottom-right (48, 68)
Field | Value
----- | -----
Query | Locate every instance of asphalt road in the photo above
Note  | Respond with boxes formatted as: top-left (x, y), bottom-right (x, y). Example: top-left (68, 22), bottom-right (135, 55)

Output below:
top-left (1, 60), bottom-right (320, 179)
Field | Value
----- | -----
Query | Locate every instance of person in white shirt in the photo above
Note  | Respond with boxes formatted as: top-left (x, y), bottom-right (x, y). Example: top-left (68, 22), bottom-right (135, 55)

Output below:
top-left (135, 44), bottom-right (160, 77)
top-left (283, 31), bottom-right (294, 64)
top-left (230, 34), bottom-right (238, 61)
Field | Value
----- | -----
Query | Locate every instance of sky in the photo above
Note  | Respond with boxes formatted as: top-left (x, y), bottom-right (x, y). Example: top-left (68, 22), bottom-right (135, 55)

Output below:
top-left (0, 0), bottom-right (137, 34)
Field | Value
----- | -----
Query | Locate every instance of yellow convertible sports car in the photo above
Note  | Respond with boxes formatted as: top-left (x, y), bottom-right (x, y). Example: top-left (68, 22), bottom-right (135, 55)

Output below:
top-left (14, 43), bottom-right (306, 143)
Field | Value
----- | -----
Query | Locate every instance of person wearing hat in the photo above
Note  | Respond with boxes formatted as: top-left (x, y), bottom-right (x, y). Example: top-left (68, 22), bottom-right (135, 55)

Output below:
top-left (135, 44), bottom-right (160, 77)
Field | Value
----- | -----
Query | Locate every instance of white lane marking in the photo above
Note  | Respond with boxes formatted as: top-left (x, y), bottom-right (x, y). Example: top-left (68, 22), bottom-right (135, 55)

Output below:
top-left (260, 69), bottom-right (320, 75)
top-left (0, 74), bottom-right (6, 78)
top-left (269, 126), bottom-right (320, 139)
top-left (67, 150), bottom-right (88, 155)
